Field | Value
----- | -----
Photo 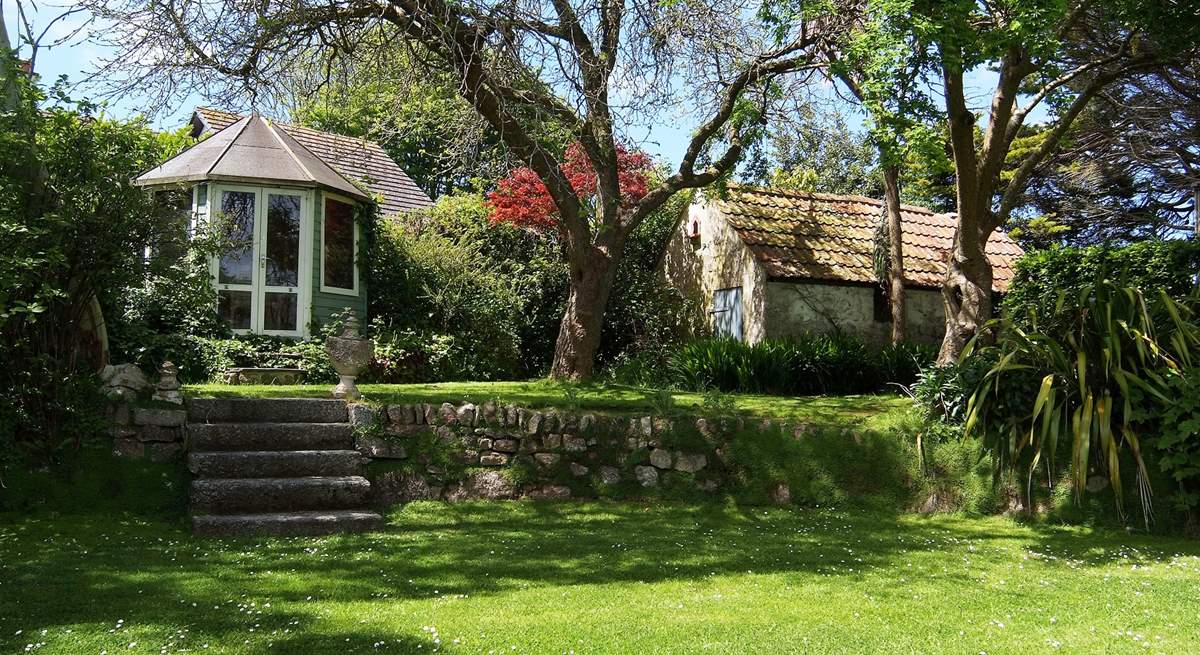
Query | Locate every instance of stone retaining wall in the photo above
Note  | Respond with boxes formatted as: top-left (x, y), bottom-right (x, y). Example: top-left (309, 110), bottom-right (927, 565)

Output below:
top-left (106, 404), bottom-right (187, 462)
top-left (348, 401), bottom-right (778, 505)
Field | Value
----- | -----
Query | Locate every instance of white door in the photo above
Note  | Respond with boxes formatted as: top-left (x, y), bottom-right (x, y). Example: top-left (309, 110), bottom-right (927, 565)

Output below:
top-left (712, 287), bottom-right (743, 341)
top-left (213, 186), bottom-right (311, 337)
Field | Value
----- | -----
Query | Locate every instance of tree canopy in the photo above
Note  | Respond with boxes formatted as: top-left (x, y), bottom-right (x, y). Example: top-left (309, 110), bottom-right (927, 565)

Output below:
top-left (797, 0), bottom-right (1200, 362)
top-left (287, 35), bottom-right (518, 198)
top-left (84, 0), bottom-right (837, 378)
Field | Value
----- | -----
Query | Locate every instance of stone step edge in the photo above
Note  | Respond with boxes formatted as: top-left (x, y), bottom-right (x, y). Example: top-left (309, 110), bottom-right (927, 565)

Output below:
top-left (187, 450), bottom-right (367, 477)
top-left (186, 423), bottom-right (355, 453)
top-left (192, 510), bottom-right (384, 537)
top-left (185, 398), bottom-right (350, 424)
top-left (187, 446), bottom-right (362, 455)
top-left (182, 419), bottom-right (350, 424)
top-left (190, 475), bottom-right (372, 487)
top-left (189, 476), bottom-right (373, 512)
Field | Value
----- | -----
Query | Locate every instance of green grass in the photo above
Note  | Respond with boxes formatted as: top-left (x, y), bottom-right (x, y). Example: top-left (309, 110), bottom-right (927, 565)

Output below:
top-left (2, 502), bottom-right (1198, 654)
top-left (184, 380), bottom-right (909, 425)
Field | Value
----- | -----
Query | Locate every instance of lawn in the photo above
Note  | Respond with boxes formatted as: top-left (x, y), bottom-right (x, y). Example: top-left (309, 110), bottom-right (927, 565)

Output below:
top-left (3, 502), bottom-right (1199, 654)
top-left (184, 381), bottom-right (910, 425)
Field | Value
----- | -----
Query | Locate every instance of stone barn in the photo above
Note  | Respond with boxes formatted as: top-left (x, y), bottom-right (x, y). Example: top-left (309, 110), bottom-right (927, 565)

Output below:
top-left (659, 185), bottom-right (1023, 345)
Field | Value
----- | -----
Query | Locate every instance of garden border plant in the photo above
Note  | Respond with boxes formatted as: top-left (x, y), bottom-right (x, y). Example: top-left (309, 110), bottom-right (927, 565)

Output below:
top-left (964, 281), bottom-right (1200, 527)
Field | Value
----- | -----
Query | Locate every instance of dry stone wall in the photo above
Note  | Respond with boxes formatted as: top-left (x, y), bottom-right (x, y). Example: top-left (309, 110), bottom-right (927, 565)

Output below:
top-left (101, 362), bottom-right (187, 462)
top-left (350, 401), bottom-right (762, 505)
top-left (106, 404), bottom-right (187, 462)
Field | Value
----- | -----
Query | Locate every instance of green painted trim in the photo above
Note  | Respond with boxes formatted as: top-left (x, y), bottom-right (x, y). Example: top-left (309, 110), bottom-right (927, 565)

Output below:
top-left (310, 189), bottom-right (367, 333)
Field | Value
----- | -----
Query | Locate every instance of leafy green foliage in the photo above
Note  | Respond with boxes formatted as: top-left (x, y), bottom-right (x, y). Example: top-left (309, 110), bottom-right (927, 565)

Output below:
top-left (747, 104), bottom-right (882, 196)
top-left (665, 335), bottom-right (934, 396)
top-left (965, 282), bottom-right (1200, 524)
top-left (118, 333), bottom-right (338, 385)
top-left (366, 191), bottom-right (694, 379)
top-left (105, 252), bottom-right (229, 377)
top-left (0, 66), bottom-right (188, 464)
top-left (1152, 370), bottom-right (1200, 515)
top-left (829, 0), bottom-right (941, 168)
top-left (911, 356), bottom-right (992, 424)
top-left (368, 198), bottom-right (525, 380)
top-left (1002, 240), bottom-right (1200, 331)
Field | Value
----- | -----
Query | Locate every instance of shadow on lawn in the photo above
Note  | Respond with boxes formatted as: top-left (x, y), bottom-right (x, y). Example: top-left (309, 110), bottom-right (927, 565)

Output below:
top-left (3, 501), bottom-right (1198, 652)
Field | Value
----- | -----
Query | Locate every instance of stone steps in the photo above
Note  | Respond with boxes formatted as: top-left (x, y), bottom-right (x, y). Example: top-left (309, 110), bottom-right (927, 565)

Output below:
top-left (186, 398), bottom-right (348, 424)
top-left (191, 476), bottom-right (373, 514)
top-left (192, 510), bottom-right (383, 537)
top-left (188, 450), bottom-right (366, 478)
top-left (188, 422), bottom-right (354, 452)
top-left (186, 398), bottom-right (382, 538)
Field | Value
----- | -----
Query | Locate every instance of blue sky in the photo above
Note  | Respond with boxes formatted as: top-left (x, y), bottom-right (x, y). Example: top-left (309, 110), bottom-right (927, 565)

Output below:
top-left (3, 1), bottom-right (1023, 170)
top-left (2, 1), bottom-right (713, 164)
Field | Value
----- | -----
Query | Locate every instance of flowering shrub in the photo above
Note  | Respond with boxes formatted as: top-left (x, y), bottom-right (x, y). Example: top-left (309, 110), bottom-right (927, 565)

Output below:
top-left (485, 142), bottom-right (653, 229)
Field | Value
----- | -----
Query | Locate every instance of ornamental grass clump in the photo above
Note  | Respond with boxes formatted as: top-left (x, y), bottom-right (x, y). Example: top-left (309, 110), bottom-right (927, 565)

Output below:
top-left (666, 334), bottom-right (933, 396)
top-left (964, 281), bottom-right (1200, 526)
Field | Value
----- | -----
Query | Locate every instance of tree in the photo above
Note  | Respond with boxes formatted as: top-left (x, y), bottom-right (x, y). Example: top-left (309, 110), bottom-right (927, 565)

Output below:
top-left (1013, 61), bottom-right (1200, 245)
top-left (287, 34), bottom-right (515, 198)
top-left (1, 7), bottom-right (14, 109)
top-left (2, 39), bottom-right (188, 461)
top-left (748, 102), bottom-right (882, 196)
top-left (85, 0), bottom-right (835, 379)
top-left (906, 62), bottom-right (1200, 250)
top-left (819, 2), bottom-right (940, 345)
top-left (758, 1), bottom-right (939, 344)
top-left (825, 0), bottom-right (1200, 363)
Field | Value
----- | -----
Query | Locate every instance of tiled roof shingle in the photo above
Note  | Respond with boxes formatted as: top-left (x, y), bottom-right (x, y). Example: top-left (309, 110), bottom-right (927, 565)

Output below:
top-left (192, 107), bottom-right (432, 216)
top-left (716, 185), bottom-right (1022, 292)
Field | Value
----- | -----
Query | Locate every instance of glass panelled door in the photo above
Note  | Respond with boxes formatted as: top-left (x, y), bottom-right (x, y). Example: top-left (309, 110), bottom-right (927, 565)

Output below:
top-left (216, 189), bottom-right (257, 331)
top-left (261, 192), bottom-right (303, 334)
top-left (213, 186), bottom-right (310, 337)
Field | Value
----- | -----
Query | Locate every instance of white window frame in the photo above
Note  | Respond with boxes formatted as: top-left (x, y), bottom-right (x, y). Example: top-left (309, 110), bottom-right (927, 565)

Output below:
top-left (206, 183), bottom-right (314, 338)
top-left (319, 192), bottom-right (360, 297)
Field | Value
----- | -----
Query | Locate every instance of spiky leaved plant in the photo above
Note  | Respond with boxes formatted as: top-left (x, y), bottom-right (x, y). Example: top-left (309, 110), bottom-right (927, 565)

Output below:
top-left (964, 281), bottom-right (1200, 526)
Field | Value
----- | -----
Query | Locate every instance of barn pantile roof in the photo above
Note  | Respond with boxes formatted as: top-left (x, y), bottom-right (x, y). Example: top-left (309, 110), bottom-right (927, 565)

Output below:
top-left (716, 185), bottom-right (1021, 292)
top-left (193, 107), bottom-right (432, 216)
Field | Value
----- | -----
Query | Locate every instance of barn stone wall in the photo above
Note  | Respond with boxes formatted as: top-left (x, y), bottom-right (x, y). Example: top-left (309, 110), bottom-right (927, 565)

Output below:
top-left (659, 195), bottom-right (768, 342)
top-left (762, 281), bottom-right (946, 346)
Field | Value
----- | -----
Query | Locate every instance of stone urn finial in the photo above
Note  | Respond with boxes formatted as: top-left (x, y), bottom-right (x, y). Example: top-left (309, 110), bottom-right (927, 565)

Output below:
top-left (152, 361), bottom-right (183, 405)
top-left (342, 312), bottom-right (361, 338)
top-left (325, 310), bottom-right (373, 401)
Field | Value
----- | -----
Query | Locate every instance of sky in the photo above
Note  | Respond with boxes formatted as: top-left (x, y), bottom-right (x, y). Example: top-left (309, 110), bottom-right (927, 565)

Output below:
top-left (1, 0), bottom-right (710, 164)
top-left (2, 1), bottom-right (1029, 171)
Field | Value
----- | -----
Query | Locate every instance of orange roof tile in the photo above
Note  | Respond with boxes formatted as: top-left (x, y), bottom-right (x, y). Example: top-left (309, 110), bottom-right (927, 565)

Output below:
top-left (192, 107), bottom-right (432, 216)
top-left (716, 185), bottom-right (1021, 292)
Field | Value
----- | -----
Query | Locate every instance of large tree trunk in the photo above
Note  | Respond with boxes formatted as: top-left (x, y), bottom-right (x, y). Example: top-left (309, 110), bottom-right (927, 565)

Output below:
top-left (550, 246), bottom-right (622, 380)
top-left (938, 210), bottom-right (994, 364)
top-left (882, 166), bottom-right (906, 343)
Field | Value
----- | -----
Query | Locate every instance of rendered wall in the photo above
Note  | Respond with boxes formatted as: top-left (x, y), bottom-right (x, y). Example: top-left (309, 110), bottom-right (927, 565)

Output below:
top-left (762, 281), bottom-right (946, 345)
top-left (659, 197), bottom-right (768, 342)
